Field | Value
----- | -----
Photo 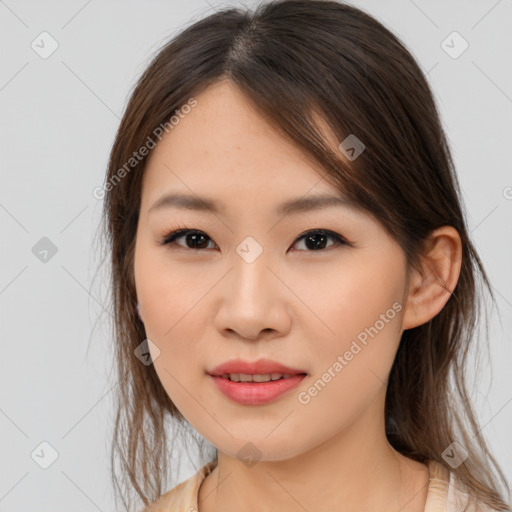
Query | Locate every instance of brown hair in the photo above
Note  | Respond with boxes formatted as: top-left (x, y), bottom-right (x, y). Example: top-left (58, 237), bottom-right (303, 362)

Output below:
top-left (95, 1), bottom-right (511, 510)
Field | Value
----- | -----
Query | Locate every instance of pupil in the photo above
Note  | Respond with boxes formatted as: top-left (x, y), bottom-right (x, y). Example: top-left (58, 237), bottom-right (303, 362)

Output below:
top-left (306, 233), bottom-right (327, 250)
top-left (187, 232), bottom-right (209, 249)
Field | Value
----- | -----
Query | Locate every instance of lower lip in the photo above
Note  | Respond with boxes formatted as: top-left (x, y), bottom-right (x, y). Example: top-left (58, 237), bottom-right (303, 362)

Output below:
top-left (209, 374), bottom-right (306, 405)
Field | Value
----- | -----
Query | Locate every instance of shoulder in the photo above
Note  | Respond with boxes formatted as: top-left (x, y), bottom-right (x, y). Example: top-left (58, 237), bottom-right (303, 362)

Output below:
top-left (144, 459), bottom-right (217, 512)
top-left (426, 459), bottom-right (505, 512)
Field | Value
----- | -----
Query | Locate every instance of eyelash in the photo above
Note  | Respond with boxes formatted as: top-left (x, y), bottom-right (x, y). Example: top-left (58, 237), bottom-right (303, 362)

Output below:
top-left (157, 225), bottom-right (351, 252)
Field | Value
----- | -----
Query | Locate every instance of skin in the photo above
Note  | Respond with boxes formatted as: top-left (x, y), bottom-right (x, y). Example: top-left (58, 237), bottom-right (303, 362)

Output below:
top-left (133, 79), bottom-right (462, 512)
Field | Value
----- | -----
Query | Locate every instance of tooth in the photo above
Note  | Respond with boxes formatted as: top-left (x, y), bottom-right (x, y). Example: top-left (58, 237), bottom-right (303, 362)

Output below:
top-left (226, 373), bottom-right (293, 382)
top-left (252, 374), bottom-right (272, 382)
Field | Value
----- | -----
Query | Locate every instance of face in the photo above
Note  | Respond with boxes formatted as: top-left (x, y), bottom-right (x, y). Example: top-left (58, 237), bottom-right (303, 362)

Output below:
top-left (133, 79), bottom-right (410, 462)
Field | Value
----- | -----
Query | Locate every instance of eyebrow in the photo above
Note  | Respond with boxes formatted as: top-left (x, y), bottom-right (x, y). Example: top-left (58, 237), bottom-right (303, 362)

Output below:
top-left (148, 192), bottom-right (358, 217)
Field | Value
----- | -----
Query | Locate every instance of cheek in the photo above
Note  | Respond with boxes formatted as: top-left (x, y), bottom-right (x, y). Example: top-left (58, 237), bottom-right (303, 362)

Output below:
top-left (298, 256), bottom-right (405, 405)
top-left (296, 310), bottom-right (403, 440)
top-left (134, 241), bottom-right (211, 383)
top-left (294, 253), bottom-right (405, 347)
top-left (134, 243), bottom-right (209, 337)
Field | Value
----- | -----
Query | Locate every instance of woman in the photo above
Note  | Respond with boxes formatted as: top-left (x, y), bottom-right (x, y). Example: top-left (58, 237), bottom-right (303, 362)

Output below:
top-left (98, 1), bottom-right (511, 511)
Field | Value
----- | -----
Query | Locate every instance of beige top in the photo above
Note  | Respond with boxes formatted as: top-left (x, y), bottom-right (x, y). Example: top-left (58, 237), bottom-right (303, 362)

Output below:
top-left (146, 459), bottom-right (497, 512)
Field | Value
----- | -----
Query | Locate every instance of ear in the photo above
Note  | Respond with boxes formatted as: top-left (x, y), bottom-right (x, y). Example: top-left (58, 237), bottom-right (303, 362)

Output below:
top-left (401, 226), bottom-right (462, 330)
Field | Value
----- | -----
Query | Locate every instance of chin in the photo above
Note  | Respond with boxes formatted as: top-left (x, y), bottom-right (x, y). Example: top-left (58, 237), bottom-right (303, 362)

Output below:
top-left (213, 435), bottom-right (305, 464)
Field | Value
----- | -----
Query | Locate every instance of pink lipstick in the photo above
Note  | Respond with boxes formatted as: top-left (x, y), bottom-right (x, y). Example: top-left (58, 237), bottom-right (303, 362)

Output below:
top-left (207, 358), bottom-right (307, 405)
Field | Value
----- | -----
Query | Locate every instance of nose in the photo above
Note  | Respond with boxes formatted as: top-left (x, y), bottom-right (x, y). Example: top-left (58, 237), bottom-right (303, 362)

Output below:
top-left (213, 253), bottom-right (292, 342)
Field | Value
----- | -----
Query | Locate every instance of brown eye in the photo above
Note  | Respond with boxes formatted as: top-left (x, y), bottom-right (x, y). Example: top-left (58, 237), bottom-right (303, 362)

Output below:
top-left (291, 229), bottom-right (347, 251)
top-left (160, 229), bottom-right (216, 250)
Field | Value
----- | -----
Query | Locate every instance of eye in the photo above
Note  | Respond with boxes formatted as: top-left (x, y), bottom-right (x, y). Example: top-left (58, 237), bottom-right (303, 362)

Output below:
top-left (292, 229), bottom-right (349, 251)
top-left (158, 227), bottom-right (350, 252)
top-left (159, 227), bottom-right (217, 250)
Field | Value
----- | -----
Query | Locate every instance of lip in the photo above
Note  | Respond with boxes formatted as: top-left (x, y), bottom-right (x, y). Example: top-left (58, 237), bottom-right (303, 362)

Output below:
top-left (208, 358), bottom-right (307, 376)
top-left (207, 358), bottom-right (308, 405)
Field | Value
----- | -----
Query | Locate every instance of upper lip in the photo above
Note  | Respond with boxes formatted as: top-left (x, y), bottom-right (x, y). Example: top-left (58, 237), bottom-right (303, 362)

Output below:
top-left (208, 358), bottom-right (308, 376)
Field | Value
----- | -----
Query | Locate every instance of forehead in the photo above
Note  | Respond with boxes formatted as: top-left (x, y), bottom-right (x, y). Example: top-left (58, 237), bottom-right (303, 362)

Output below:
top-left (141, 80), bottom-right (346, 208)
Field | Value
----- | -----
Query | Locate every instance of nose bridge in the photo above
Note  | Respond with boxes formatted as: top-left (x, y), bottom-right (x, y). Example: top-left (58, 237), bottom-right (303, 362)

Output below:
top-left (230, 234), bottom-right (273, 305)
top-left (213, 233), bottom-right (290, 339)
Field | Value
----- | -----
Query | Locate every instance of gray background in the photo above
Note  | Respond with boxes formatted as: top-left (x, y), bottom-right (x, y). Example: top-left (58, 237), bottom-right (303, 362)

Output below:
top-left (1, 0), bottom-right (511, 510)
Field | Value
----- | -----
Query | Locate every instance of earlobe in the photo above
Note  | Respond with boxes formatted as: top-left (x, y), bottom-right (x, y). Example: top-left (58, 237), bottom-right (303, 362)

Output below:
top-left (401, 226), bottom-right (462, 331)
top-left (137, 303), bottom-right (144, 322)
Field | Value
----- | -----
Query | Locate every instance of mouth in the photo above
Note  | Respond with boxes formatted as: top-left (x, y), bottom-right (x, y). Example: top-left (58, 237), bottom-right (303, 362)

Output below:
top-left (207, 358), bottom-right (308, 405)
